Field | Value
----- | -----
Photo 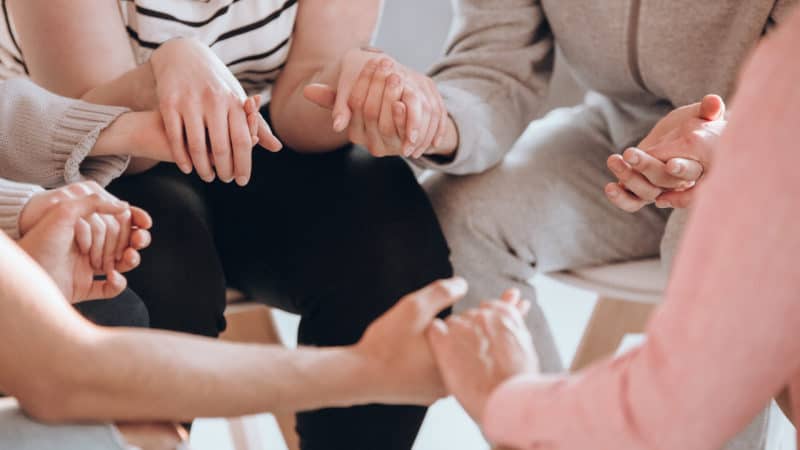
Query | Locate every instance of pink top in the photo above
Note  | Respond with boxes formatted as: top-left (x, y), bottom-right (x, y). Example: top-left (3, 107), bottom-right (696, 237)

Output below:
top-left (482, 8), bottom-right (800, 450)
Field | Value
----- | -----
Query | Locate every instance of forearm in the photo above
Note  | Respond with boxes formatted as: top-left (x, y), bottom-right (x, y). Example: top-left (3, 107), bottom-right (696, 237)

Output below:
top-left (53, 331), bottom-right (378, 422)
top-left (81, 61), bottom-right (158, 111)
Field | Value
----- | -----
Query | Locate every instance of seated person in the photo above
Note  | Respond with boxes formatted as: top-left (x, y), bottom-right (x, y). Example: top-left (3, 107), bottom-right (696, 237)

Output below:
top-left (426, 8), bottom-right (800, 449)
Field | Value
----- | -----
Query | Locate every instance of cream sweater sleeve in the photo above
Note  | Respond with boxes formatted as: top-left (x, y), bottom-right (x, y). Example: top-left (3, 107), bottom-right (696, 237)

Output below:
top-left (416, 0), bottom-right (555, 175)
top-left (0, 78), bottom-right (131, 188)
top-left (0, 178), bottom-right (42, 239)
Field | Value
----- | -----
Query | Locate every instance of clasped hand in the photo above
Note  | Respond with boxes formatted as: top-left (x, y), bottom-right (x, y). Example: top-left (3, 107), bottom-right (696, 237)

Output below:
top-left (606, 95), bottom-right (727, 211)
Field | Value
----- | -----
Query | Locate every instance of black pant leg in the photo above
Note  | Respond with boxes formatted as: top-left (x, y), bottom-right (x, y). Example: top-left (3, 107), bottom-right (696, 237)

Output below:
top-left (212, 146), bottom-right (453, 450)
top-left (107, 164), bottom-right (228, 337)
top-left (74, 289), bottom-right (150, 328)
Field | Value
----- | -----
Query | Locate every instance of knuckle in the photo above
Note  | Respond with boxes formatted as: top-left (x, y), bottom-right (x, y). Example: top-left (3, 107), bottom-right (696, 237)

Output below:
top-left (363, 104), bottom-right (380, 121)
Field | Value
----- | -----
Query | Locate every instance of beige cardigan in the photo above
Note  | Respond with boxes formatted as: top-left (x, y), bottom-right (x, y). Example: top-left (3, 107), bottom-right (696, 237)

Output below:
top-left (0, 78), bottom-right (130, 238)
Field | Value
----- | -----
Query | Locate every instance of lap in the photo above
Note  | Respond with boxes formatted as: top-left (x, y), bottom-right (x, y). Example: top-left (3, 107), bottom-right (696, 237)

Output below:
top-left (428, 104), bottom-right (670, 273)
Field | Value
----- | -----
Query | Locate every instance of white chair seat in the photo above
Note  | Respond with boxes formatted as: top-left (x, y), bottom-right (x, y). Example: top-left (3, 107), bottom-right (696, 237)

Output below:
top-left (547, 258), bottom-right (667, 304)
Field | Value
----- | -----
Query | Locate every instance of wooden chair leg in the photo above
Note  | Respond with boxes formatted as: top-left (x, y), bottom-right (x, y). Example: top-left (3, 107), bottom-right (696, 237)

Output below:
top-left (570, 297), bottom-right (656, 372)
top-left (228, 416), bottom-right (262, 450)
top-left (221, 303), bottom-right (299, 450)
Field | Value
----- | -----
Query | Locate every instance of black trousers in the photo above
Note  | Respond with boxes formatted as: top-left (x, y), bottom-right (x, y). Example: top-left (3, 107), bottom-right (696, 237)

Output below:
top-left (107, 141), bottom-right (453, 449)
top-left (74, 289), bottom-right (150, 328)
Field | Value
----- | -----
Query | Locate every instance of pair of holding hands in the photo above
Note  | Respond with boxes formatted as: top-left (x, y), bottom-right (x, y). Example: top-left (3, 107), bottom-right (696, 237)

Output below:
top-left (17, 181), bottom-right (152, 304)
top-left (355, 276), bottom-right (538, 423)
top-left (605, 94), bottom-right (727, 211)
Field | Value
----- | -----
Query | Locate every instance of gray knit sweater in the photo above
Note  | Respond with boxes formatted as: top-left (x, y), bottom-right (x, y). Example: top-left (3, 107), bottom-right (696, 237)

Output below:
top-left (0, 78), bottom-right (130, 238)
top-left (422, 0), bottom-right (798, 175)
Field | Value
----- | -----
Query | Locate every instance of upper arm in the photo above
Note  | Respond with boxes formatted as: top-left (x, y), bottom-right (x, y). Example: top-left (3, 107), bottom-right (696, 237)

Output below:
top-left (6, 0), bottom-right (136, 97)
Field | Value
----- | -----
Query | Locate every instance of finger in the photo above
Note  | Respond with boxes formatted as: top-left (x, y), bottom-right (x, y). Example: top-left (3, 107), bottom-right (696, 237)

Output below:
top-left (101, 214), bottom-right (121, 274)
top-left (433, 81), bottom-right (448, 149)
top-left (114, 209), bottom-right (132, 261)
top-left (413, 84), bottom-right (439, 158)
top-left (656, 189), bottom-right (697, 209)
top-left (622, 147), bottom-right (686, 189)
top-left (130, 207), bottom-right (153, 230)
top-left (347, 59), bottom-right (379, 139)
top-left (88, 213), bottom-right (107, 272)
top-left (161, 108), bottom-right (192, 174)
top-left (403, 277), bottom-right (468, 329)
top-left (303, 83), bottom-right (337, 110)
top-left (74, 218), bottom-right (92, 254)
top-left (605, 182), bottom-right (649, 213)
top-left (184, 113), bottom-right (214, 182)
top-left (54, 194), bottom-right (127, 222)
top-left (207, 108), bottom-right (234, 182)
top-left (228, 105), bottom-right (253, 186)
top-left (665, 157), bottom-right (704, 181)
top-left (401, 89), bottom-right (423, 157)
top-left (363, 59), bottom-right (393, 156)
top-left (115, 248), bottom-right (142, 273)
top-left (85, 271), bottom-right (127, 301)
top-left (392, 101), bottom-right (407, 140)
top-left (255, 116), bottom-right (282, 152)
top-left (607, 155), bottom-right (662, 202)
top-left (334, 57), bottom-right (378, 132)
top-left (130, 229), bottom-right (151, 250)
top-left (518, 300), bottom-right (532, 316)
top-left (379, 73), bottom-right (404, 140)
top-left (699, 94), bottom-right (725, 121)
top-left (500, 288), bottom-right (521, 305)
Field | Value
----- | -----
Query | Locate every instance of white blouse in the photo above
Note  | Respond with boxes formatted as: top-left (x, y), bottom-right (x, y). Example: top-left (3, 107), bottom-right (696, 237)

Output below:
top-left (0, 0), bottom-right (299, 100)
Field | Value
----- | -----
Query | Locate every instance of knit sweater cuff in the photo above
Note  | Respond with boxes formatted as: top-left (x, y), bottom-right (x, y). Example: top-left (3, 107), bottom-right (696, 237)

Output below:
top-left (51, 101), bottom-right (131, 186)
top-left (0, 179), bottom-right (42, 239)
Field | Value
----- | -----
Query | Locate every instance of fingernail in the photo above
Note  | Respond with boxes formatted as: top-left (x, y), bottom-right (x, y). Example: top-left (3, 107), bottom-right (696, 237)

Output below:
top-left (624, 150), bottom-right (640, 165)
top-left (333, 115), bottom-right (346, 132)
top-left (409, 130), bottom-right (419, 144)
top-left (180, 164), bottom-right (192, 174)
top-left (607, 185), bottom-right (619, 197)
top-left (670, 163), bottom-right (683, 175)
top-left (236, 176), bottom-right (249, 186)
top-left (404, 146), bottom-right (415, 157)
top-left (656, 200), bottom-right (672, 209)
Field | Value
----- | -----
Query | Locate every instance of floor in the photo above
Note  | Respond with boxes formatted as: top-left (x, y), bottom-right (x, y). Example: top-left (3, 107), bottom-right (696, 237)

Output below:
top-left (190, 275), bottom-right (797, 450)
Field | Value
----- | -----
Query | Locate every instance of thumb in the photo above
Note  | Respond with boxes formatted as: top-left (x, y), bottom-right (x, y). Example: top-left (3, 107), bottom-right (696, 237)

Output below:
top-left (303, 83), bottom-right (337, 110)
top-left (698, 94), bottom-right (725, 121)
top-left (426, 318), bottom-right (450, 348)
top-left (406, 277), bottom-right (468, 329)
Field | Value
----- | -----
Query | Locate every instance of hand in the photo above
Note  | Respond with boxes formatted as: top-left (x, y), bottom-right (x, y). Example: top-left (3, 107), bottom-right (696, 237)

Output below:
top-left (18, 181), bottom-right (152, 275)
top-left (605, 95), bottom-right (726, 211)
top-left (303, 48), bottom-right (457, 158)
top-left (427, 288), bottom-right (538, 422)
top-left (150, 38), bottom-right (281, 185)
top-left (354, 277), bottom-right (468, 405)
top-left (17, 192), bottom-right (140, 303)
top-left (95, 96), bottom-right (269, 171)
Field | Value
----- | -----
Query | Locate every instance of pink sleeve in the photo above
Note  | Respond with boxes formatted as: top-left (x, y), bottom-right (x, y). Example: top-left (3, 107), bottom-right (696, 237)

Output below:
top-left (482, 9), bottom-right (800, 450)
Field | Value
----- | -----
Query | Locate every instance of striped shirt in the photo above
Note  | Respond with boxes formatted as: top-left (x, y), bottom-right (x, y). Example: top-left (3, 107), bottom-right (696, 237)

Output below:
top-left (0, 0), bottom-right (299, 101)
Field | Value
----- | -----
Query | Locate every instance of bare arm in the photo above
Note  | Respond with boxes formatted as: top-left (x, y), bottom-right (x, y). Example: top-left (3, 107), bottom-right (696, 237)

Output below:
top-left (0, 227), bottom-right (462, 422)
top-left (269, 0), bottom-right (382, 151)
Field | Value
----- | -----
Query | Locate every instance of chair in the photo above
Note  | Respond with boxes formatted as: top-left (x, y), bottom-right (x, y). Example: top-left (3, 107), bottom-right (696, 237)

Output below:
top-left (545, 258), bottom-right (666, 371)
top-left (220, 295), bottom-right (300, 450)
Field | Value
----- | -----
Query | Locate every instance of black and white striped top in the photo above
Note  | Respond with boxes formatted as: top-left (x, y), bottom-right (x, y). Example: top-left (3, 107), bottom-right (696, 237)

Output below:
top-left (0, 0), bottom-right (298, 101)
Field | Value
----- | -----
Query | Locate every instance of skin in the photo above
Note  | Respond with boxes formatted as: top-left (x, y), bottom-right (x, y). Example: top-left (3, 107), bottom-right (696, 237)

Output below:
top-left (18, 181), bottom-right (152, 277)
top-left (6, 1), bottom-right (280, 184)
top-left (1, 206), bottom-right (470, 422)
top-left (605, 95), bottom-right (726, 212)
top-left (427, 289), bottom-right (537, 422)
top-left (304, 53), bottom-right (459, 159)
